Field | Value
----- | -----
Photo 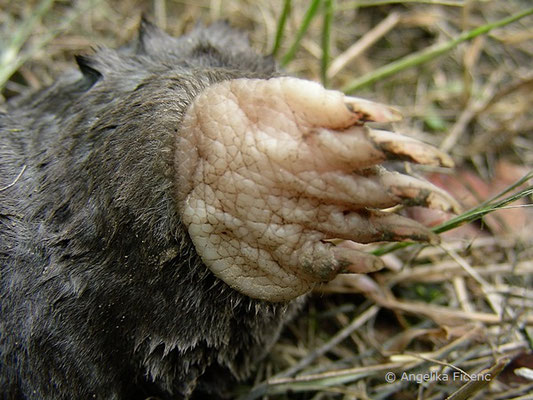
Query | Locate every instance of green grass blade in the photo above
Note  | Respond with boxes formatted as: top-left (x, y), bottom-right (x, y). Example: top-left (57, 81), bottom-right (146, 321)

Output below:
top-left (320, 0), bottom-right (334, 86)
top-left (271, 0), bottom-right (292, 57)
top-left (432, 184), bottom-right (533, 235)
top-left (471, 170), bottom-right (533, 209)
top-left (342, 7), bottom-right (533, 93)
top-left (281, 0), bottom-right (322, 67)
top-left (372, 171), bottom-right (533, 257)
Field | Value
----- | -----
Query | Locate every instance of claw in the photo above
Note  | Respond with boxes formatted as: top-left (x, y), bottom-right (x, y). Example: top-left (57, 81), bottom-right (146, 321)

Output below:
top-left (380, 170), bottom-right (462, 213)
top-left (368, 211), bottom-right (441, 245)
top-left (365, 210), bottom-right (441, 244)
top-left (367, 129), bottom-right (454, 167)
top-left (344, 96), bottom-right (403, 123)
top-left (332, 243), bottom-right (385, 274)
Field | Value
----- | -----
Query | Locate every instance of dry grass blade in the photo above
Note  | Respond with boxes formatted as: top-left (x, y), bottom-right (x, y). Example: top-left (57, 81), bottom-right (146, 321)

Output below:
top-left (327, 11), bottom-right (400, 79)
top-left (373, 294), bottom-right (533, 325)
top-left (276, 305), bottom-right (381, 379)
top-left (446, 358), bottom-right (509, 400)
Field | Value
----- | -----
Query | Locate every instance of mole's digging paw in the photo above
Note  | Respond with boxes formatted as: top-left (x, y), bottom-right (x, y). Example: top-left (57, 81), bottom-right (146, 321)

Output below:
top-left (175, 77), bottom-right (457, 302)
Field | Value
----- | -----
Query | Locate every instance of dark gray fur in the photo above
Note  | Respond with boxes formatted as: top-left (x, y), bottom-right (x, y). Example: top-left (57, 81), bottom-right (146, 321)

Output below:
top-left (0, 19), bottom-right (304, 399)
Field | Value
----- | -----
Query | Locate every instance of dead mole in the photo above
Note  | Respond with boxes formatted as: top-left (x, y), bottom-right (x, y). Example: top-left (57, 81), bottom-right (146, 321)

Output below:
top-left (0, 19), bottom-right (457, 399)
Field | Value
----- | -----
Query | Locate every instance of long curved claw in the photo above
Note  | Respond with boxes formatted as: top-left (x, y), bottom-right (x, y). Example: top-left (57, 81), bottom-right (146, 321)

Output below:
top-left (332, 244), bottom-right (385, 274)
top-left (344, 95), bottom-right (403, 123)
top-left (379, 170), bottom-right (461, 213)
top-left (367, 129), bottom-right (455, 168)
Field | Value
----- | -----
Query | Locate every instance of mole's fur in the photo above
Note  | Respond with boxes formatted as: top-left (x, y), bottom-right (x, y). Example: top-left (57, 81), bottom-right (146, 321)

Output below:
top-left (0, 20), bottom-right (303, 399)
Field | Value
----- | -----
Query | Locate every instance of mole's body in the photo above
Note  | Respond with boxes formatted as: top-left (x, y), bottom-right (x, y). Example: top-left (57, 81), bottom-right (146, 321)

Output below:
top-left (0, 20), bottom-right (456, 399)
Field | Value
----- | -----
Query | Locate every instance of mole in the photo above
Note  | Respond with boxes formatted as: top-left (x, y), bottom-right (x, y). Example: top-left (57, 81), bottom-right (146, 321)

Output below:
top-left (0, 19), bottom-right (458, 399)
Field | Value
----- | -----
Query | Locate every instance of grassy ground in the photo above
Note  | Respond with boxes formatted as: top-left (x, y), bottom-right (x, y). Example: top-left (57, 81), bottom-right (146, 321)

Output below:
top-left (1, 1), bottom-right (532, 399)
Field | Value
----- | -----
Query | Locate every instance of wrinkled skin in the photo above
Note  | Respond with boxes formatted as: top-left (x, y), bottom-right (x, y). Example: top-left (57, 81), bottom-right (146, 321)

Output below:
top-left (176, 77), bottom-right (457, 302)
top-left (0, 20), bottom-right (456, 400)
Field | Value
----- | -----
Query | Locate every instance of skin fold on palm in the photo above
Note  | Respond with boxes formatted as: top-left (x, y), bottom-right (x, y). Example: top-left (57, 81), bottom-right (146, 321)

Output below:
top-left (175, 77), bottom-right (458, 302)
